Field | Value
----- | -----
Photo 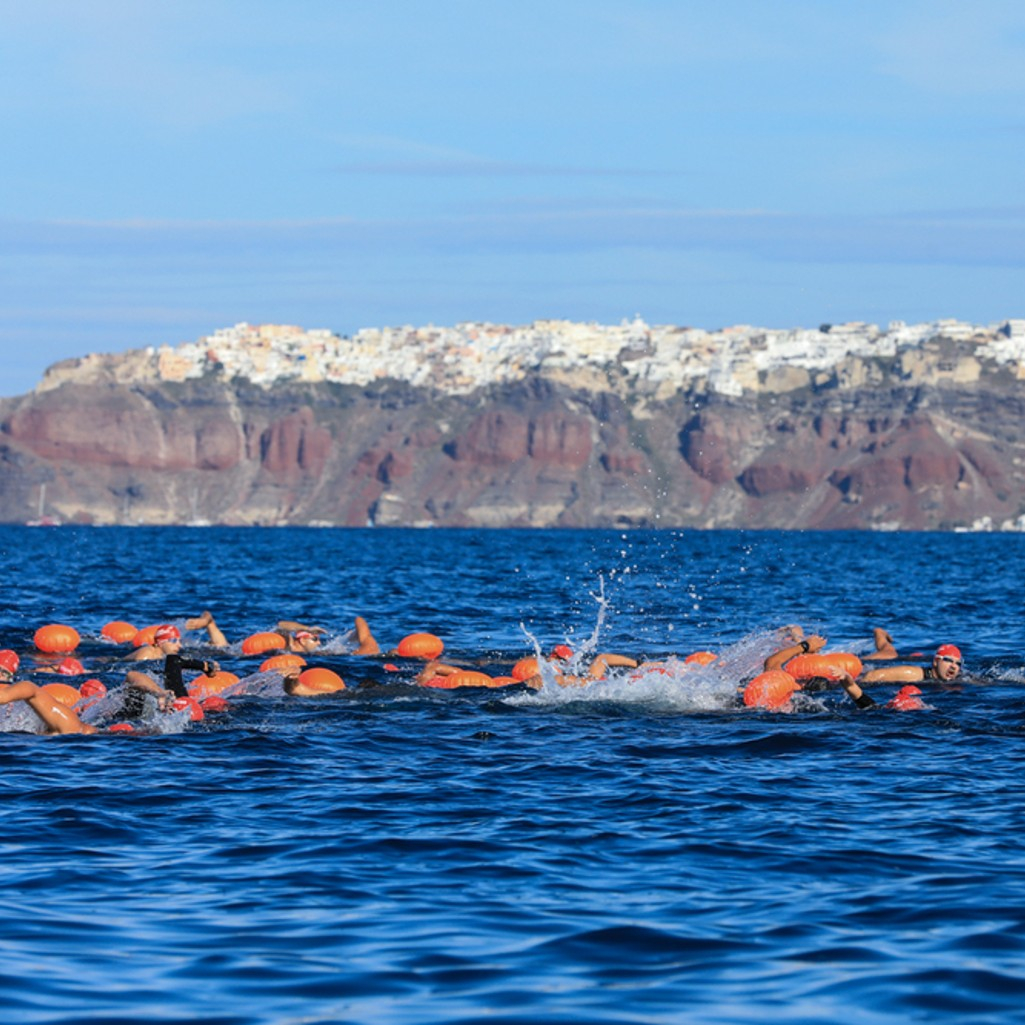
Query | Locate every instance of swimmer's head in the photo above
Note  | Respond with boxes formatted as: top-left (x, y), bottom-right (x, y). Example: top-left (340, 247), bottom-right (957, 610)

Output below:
top-left (55, 657), bottom-right (85, 676)
top-left (933, 643), bottom-right (962, 680)
top-left (0, 649), bottom-right (19, 680)
top-left (154, 624), bottom-right (182, 650)
top-left (292, 630), bottom-right (320, 652)
top-left (888, 685), bottom-right (926, 711)
top-left (550, 644), bottom-right (573, 661)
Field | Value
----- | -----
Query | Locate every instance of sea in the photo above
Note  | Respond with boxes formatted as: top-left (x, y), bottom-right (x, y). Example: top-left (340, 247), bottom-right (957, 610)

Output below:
top-left (1, 525), bottom-right (1024, 1025)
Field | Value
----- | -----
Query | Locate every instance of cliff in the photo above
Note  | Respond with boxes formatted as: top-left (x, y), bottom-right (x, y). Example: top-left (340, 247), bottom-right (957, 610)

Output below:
top-left (3, 318), bottom-right (1025, 530)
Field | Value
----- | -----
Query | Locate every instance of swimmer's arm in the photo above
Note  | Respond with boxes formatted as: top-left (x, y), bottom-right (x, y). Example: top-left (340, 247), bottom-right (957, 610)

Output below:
top-left (837, 671), bottom-right (876, 710)
top-left (176, 657), bottom-right (220, 676)
top-left (764, 634), bottom-right (826, 671)
top-left (416, 660), bottom-right (459, 685)
top-left (125, 670), bottom-right (165, 694)
top-left (587, 653), bottom-right (639, 679)
top-left (861, 665), bottom-right (925, 684)
top-left (125, 670), bottom-right (175, 710)
top-left (863, 627), bottom-right (898, 660)
top-left (353, 616), bottom-right (381, 655)
top-left (277, 620), bottom-right (326, 635)
top-left (124, 645), bottom-right (160, 662)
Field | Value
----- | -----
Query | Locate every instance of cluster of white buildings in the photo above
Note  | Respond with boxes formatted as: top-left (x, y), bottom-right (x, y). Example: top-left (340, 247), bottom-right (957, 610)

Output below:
top-left (145, 316), bottom-right (1025, 396)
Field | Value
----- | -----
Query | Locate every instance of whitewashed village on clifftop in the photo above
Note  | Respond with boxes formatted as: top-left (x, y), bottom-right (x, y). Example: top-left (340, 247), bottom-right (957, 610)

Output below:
top-left (37, 316), bottom-right (1025, 399)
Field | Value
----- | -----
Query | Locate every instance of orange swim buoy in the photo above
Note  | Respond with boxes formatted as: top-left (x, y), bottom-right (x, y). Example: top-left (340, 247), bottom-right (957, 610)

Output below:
top-left (685, 651), bottom-right (717, 666)
top-left (296, 667), bottom-right (346, 693)
top-left (40, 682), bottom-right (82, 707)
top-left (187, 671), bottom-right (240, 699)
top-left (101, 620), bottom-right (138, 644)
top-left (743, 670), bottom-right (801, 710)
top-left (419, 675), bottom-right (461, 689)
top-left (260, 653), bottom-right (307, 673)
top-left (438, 670), bottom-right (494, 689)
top-left (241, 632), bottom-right (286, 655)
top-left (784, 652), bottom-right (863, 681)
top-left (132, 625), bottom-right (160, 648)
top-left (511, 656), bottom-right (540, 681)
top-left (107, 722), bottom-right (135, 733)
top-left (396, 633), bottom-right (444, 659)
top-left (34, 624), bottom-right (80, 654)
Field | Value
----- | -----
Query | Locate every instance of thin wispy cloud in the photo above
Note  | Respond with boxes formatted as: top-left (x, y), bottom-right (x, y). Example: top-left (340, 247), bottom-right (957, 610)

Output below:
top-left (3, 205), bottom-right (1024, 267)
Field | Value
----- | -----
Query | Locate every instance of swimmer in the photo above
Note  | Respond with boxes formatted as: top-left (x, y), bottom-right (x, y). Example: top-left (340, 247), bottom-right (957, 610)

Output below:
top-left (122, 633), bottom-right (220, 716)
top-left (127, 617), bottom-right (227, 661)
top-left (860, 643), bottom-right (963, 685)
top-left (0, 681), bottom-right (97, 735)
top-left (523, 650), bottom-right (640, 689)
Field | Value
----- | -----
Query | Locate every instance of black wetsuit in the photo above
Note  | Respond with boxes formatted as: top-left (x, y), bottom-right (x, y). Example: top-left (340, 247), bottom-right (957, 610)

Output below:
top-left (121, 653), bottom-right (211, 718)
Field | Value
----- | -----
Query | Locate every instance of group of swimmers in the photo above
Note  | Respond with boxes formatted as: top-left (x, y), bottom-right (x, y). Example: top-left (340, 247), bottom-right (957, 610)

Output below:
top-left (0, 611), bottom-right (967, 735)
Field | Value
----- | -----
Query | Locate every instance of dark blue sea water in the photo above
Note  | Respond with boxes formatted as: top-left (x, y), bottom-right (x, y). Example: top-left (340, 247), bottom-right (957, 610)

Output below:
top-left (2, 526), bottom-right (1025, 1024)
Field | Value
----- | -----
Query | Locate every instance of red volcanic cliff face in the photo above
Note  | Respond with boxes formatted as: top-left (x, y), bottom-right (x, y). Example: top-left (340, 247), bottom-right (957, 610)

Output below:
top-left (0, 375), bottom-right (1023, 529)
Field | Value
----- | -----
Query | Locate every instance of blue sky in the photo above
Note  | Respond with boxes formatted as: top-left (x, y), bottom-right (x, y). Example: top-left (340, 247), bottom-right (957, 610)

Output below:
top-left (1, 0), bottom-right (1024, 395)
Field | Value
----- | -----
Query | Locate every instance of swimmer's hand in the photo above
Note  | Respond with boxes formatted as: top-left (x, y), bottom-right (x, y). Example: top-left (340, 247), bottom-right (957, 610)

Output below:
top-left (204, 661), bottom-right (220, 676)
top-left (157, 690), bottom-right (175, 711)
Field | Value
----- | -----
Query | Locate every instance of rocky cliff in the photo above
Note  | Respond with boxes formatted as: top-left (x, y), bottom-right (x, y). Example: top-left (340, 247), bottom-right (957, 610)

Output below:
top-left (3, 325), bottom-right (1025, 530)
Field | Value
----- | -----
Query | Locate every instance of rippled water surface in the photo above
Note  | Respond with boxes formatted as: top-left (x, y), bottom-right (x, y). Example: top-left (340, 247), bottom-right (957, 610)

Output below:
top-left (1, 526), bottom-right (1025, 1024)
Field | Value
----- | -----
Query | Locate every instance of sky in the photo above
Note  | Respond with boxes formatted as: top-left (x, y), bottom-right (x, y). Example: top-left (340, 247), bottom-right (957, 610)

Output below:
top-left (1, 0), bottom-right (1024, 395)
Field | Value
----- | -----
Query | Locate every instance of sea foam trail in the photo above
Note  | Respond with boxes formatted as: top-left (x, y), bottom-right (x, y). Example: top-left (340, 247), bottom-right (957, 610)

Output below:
top-left (505, 627), bottom-right (790, 711)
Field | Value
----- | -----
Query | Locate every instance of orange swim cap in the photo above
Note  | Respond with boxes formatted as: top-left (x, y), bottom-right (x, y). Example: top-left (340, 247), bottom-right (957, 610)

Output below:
top-left (0, 650), bottom-right (19, 675)
top-left (55, 657), bottom-right (86, 676)
top-left (171, 696), bottom-right (205, 721)
top-left (79, 679), bottom-right (107, 699)
top-left (887, 685), bottom-right (927, 711)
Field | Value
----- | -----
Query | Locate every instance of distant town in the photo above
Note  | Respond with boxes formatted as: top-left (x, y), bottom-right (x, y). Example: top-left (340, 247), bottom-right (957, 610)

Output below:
top-left (37, 316), bottom-right (1025, 397)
